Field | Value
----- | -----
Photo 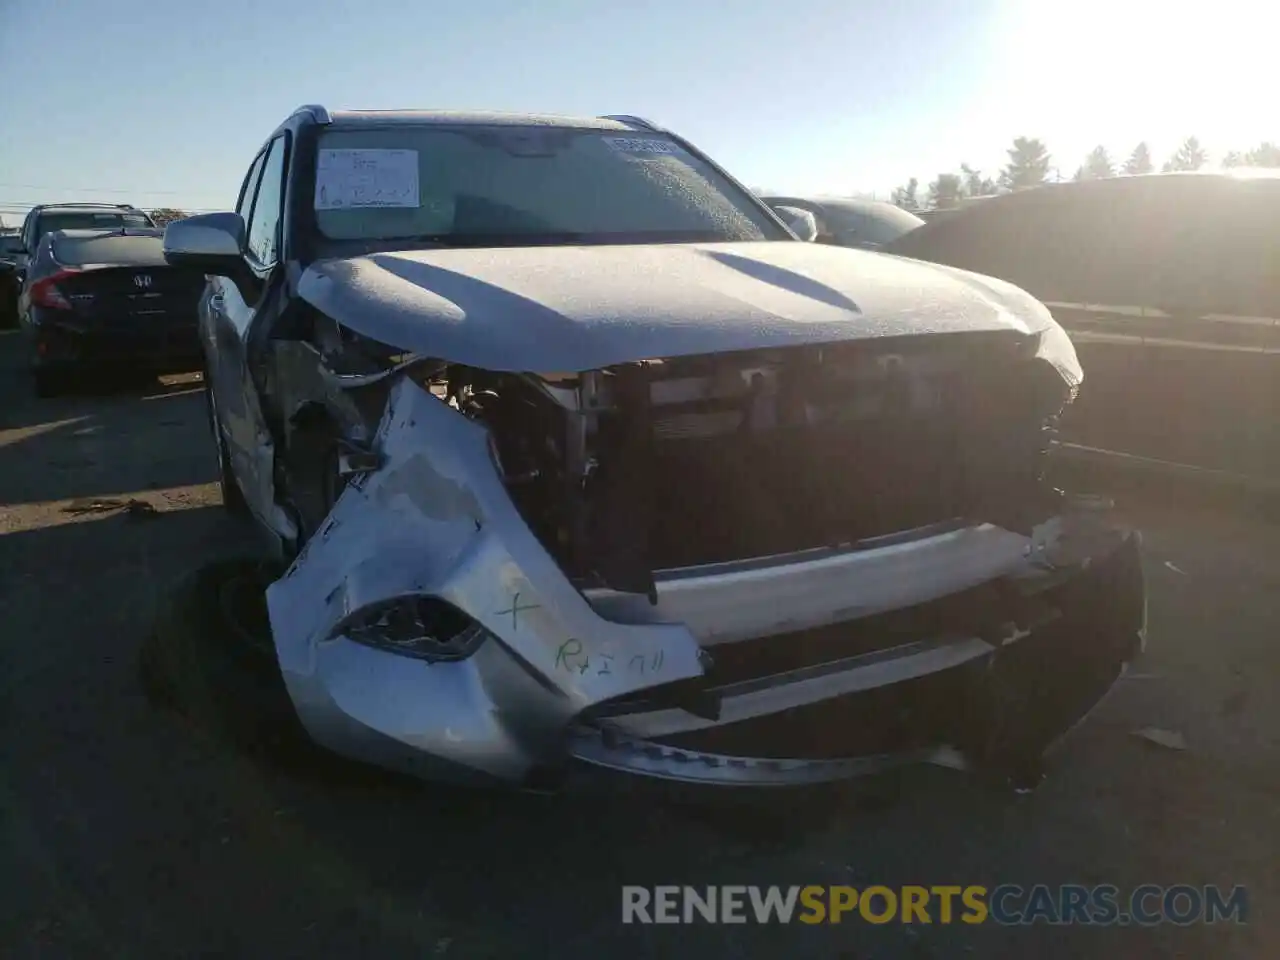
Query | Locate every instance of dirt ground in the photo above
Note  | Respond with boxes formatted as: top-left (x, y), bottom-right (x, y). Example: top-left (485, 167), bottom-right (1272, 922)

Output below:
top-left (1, 328), bottom-right (1276, 959)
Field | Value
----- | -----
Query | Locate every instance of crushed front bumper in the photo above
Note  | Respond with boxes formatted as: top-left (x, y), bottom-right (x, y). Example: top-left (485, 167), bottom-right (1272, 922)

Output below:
top-left (571, 528), bottom-right (1144, 787)
top-left (265, 377), bottom-right (1146, 789)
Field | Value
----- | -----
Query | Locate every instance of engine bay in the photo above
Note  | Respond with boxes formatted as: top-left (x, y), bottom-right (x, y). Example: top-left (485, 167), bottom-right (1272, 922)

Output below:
top-left (257, 311), bottom-right (1075, 597)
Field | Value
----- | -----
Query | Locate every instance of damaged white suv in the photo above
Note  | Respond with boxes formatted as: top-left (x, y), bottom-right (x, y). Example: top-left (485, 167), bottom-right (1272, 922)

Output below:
top-left (163, 105), bottom-right (1146, 790)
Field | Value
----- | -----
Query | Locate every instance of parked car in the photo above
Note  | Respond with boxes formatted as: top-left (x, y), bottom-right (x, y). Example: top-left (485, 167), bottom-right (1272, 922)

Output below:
top-left (14, 203), bottom-right (155, 286)
top-left (759, 195), bottom-right (923, 249)
top-left (158, 105), bottom-right (1145, 792)
top-left (18, 227), bottom-right (204, 395)
top-left (886, 171), bottom-right (1280, 487)
top-left (0, 233), bottom-right (22, 265)
top-left (769, 204), bottom-right (819, 241)
top-left (0, 234), bottom-right (23, 328)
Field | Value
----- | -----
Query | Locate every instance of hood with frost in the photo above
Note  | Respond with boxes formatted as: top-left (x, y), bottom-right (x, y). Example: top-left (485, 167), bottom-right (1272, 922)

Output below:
top-left (299, 240), bottom-right (1055, 372)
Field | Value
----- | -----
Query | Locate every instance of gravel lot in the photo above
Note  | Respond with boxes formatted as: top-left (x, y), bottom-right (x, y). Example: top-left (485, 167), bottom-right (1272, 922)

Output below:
top-left (1, 328), bottom-right (1276, 959)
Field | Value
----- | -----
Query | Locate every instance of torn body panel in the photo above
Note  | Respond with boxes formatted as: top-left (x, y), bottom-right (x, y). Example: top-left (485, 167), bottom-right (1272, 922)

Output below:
top-left (265, 376), bottom-right (707, 783)
top-left (268, 340), bottom-right (375, 445)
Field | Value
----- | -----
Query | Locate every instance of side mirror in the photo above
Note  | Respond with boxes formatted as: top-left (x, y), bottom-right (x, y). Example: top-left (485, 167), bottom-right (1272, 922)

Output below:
top-left (163, 212), bottom-right (253, 294)
top-left (772, 205), bottom-right (819, 242)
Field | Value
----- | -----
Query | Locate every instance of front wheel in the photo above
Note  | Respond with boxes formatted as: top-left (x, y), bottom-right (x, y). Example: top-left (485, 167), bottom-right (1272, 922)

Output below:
top-left (286, 420), bottom-right (348, 544)
top-left (33, 365), bottom-right (70, 398)
top-left (138, 558), bottom-right (310, 758)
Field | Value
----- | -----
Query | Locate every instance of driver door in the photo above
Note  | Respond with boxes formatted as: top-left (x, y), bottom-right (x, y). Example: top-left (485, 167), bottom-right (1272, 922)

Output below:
top-left (206, 134), bottom-right (291, 531)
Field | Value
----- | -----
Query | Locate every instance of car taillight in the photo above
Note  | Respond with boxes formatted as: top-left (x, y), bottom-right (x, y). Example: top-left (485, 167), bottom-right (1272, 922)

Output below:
top-left (28, 269), bottom-right (79, 310)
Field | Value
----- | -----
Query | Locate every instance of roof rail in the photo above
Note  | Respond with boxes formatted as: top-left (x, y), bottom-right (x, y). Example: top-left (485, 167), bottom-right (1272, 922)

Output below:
top-left (293, 104), bottom-right (332, 124)
top-left (35, 202), bottom-right (137, 210)
top-left (599, 114), bottom-right (660, 131)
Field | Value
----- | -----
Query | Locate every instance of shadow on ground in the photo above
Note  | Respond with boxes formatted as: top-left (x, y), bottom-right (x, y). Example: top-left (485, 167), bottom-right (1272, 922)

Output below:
top-left (0, 334), bottom-right (213, 507)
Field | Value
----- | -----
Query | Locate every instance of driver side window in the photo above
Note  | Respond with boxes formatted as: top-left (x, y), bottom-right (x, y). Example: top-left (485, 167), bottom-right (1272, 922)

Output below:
top-left (246, 136), bottom-right (287, 267)
top-left (237, 153), bottom-right (265, 225)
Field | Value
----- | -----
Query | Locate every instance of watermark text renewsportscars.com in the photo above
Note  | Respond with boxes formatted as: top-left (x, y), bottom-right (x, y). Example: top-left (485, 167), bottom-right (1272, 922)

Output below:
top-left (621, 884), bottom-right (1249, 926)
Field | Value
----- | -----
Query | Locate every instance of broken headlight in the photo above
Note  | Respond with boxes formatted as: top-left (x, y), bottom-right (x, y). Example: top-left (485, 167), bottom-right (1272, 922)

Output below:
top-left (331, 596), bottom-right (489, 661)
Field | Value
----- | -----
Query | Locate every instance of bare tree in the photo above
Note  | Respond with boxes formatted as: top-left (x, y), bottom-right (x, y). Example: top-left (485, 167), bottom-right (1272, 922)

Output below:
top-left (149, 208), bottom-right (190, 226)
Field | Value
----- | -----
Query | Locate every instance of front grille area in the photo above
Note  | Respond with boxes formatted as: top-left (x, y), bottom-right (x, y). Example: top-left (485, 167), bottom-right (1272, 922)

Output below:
top-left (634, 334), bottom-right (1060, 569)
top-left (489, 331), bottom-right (1071, 594)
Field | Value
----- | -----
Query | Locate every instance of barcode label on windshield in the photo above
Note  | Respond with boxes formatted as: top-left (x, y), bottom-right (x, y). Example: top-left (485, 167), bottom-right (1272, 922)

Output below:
top-left (603, 137), bottom-right (680, 156)
top-left (315, 149), bottom-right (420, 210)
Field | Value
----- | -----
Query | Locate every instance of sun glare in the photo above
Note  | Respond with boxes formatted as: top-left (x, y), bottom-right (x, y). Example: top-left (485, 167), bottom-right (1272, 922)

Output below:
top-left (991, 0), bottom-right (1271, 163)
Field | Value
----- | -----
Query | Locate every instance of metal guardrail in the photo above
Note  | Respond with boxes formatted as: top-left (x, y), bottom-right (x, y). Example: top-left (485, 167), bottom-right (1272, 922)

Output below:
top-left (1052, 441), bottom-right (1280, 495)
top-left (1049, 302), bottom-right (1279, 491)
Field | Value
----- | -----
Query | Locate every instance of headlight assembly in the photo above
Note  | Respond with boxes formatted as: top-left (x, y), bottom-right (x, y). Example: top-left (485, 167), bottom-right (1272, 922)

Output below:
top-left (1033, 320), bottom-right (1083, 392)
top-left (331, 596), bottom-right (490, 661)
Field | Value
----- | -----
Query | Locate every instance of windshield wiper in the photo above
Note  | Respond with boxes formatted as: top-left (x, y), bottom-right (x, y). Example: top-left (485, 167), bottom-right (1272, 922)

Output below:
top-left (394, 232), bottom-right (593, 248)
top-left (357, 230), bottom-right (734, 253)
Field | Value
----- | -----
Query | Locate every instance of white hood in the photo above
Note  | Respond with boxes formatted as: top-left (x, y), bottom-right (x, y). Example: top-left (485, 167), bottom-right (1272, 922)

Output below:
top-left (298, 240), bottom-right (1056, 372)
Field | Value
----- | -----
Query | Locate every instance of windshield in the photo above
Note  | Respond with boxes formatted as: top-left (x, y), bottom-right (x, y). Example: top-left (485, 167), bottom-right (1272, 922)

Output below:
top-left (36, 211), bottom-right (154, 236)
top-left (52, 231), bottom-right (167, 267)
top-left (312, 125), bottom-right (787, 246)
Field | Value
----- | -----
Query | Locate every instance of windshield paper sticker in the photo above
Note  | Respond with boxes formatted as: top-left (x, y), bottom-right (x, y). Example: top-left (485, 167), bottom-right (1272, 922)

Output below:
top-left (314, 149), bottom-right (420, 210)
top-left (603, 137), bottom-right (681, 156)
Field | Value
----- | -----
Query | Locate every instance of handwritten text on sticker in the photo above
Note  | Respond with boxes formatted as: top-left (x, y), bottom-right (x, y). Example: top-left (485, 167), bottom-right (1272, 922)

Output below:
top-left (603, 137), bottom-right (681, 156)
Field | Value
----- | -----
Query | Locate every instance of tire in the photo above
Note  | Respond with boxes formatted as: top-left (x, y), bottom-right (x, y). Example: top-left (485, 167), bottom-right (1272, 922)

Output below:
top-left (286, 416), bottom-right (347, 543)
top-left (0, 275), bottom-right (19, 330)
top-left (203, 375), bottom-right (249, 517)
top-left (138, 558), bottom-right (318, 762)
top-left (139, 558), bottom-right (402, 783)
top-left (33, 366), bottom-right (68, 398)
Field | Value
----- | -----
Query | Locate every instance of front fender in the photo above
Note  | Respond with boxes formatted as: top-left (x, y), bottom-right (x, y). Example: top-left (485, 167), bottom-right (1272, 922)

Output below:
top-left (264, 376), bottom-right (706, 781)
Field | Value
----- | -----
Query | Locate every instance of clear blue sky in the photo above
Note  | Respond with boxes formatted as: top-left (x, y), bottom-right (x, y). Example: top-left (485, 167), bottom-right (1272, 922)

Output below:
top-left (0, 0), bottom-right (1271, 224)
